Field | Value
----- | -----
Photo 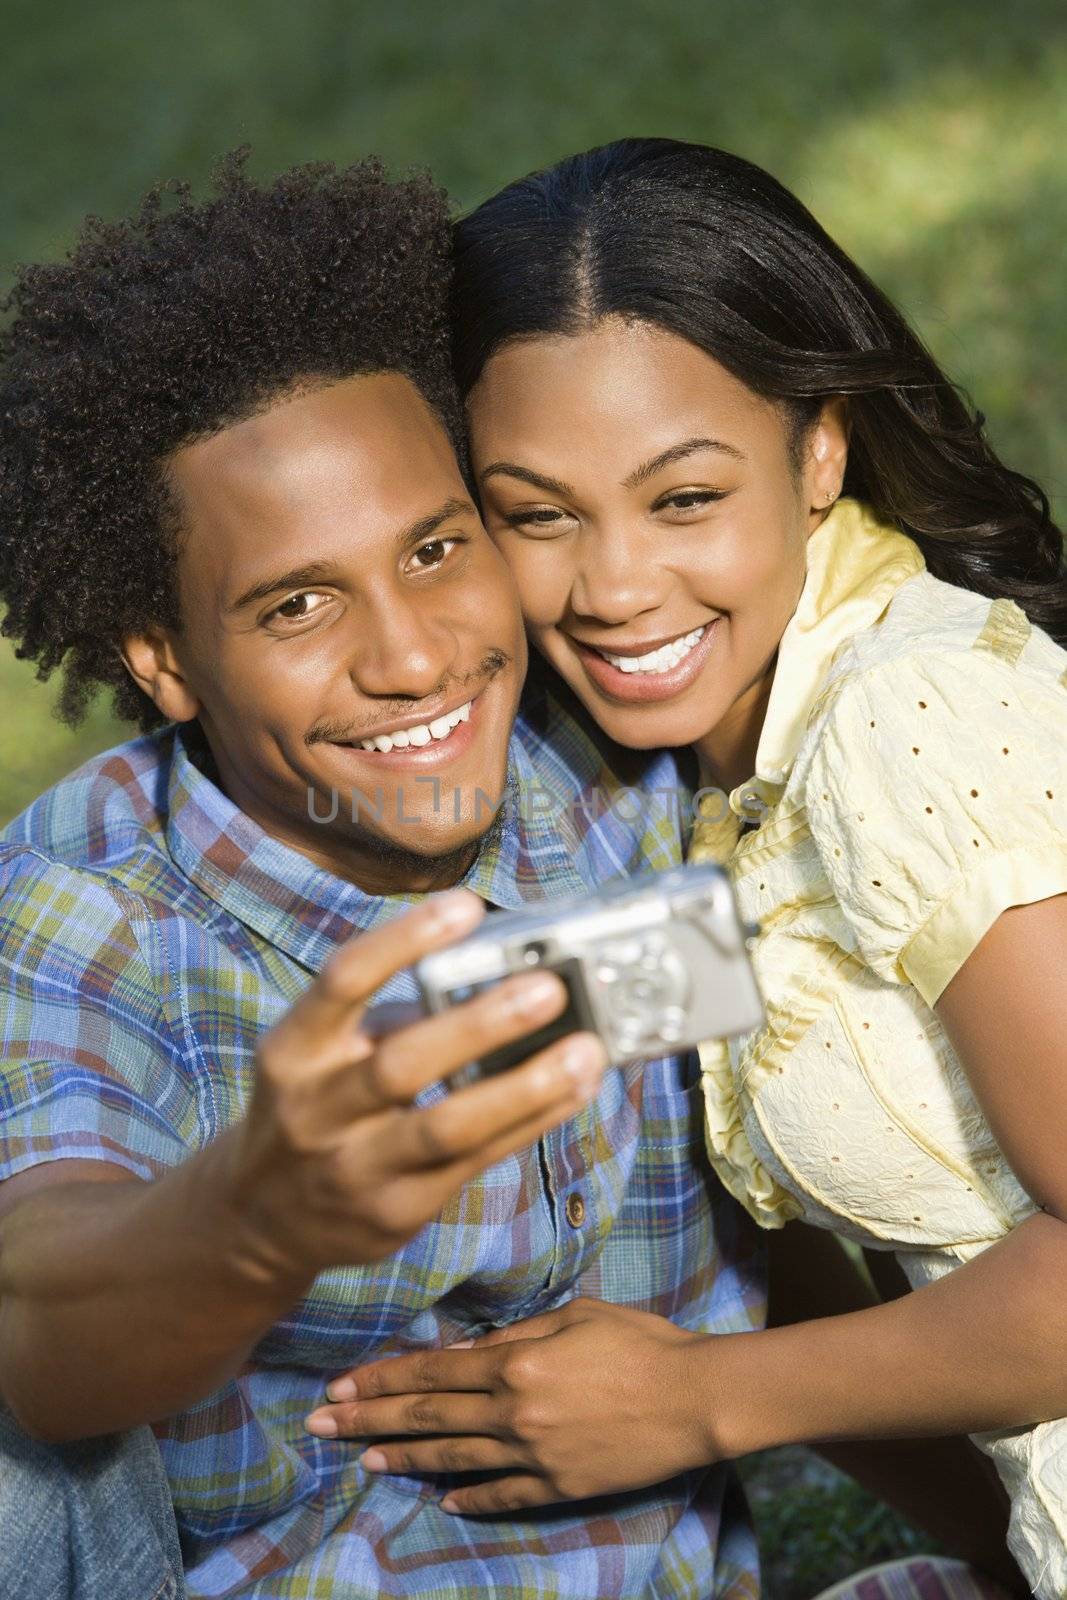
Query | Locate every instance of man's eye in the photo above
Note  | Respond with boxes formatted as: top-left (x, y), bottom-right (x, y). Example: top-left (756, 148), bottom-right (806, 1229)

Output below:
top-left (408, 537), bottom-right (458, 570)
top-left (269, 591), bottom-right (331, 623)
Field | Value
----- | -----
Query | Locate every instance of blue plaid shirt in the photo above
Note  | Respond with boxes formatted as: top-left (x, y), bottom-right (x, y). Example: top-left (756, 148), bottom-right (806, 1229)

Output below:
top-left (0, 684), bottom-right (765, 1599)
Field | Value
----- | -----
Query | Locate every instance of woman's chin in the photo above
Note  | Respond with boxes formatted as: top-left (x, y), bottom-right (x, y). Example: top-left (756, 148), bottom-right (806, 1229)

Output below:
top-left (562, 677), bottom-right (715, 753)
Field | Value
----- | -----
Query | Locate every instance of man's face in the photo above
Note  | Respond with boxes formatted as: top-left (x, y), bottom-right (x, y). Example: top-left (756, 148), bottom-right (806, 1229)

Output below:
top-left (137, 374), bottom-right (526, 894)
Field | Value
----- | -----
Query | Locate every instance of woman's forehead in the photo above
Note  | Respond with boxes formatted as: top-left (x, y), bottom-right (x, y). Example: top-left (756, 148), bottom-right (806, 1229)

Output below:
top-left (468, 320), bottom-right (784, 472)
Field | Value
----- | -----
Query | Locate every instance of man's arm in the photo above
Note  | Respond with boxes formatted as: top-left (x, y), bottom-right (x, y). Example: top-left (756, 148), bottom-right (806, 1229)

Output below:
top-left (0, 891), bottom-right (606, 1442)
top-left (0, 1140), bottom-right (310, 1440)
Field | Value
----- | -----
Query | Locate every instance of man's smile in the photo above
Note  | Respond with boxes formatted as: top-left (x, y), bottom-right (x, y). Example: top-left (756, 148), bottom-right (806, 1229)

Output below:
top-left (350, 694), bottom-right (473, 751)
top-left (308, 641), bottom-right (515, 777)
top-left (328, 692), bottom-right (482, 767)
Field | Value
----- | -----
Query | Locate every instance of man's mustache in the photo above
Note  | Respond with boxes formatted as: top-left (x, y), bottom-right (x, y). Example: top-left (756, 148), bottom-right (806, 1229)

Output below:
top-left (304, 648), bottom-right (512, 747)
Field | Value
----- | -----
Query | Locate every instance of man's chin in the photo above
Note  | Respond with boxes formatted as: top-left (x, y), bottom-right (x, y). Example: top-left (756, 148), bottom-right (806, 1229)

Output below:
top-left (343, 806), bottom-right (505, 892)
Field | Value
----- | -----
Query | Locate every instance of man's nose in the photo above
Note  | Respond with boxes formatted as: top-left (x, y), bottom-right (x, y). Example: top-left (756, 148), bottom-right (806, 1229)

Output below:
top-left (568, 523), bottom-right (670, 625)
top-left (349, 595), bottom-right (456, 700)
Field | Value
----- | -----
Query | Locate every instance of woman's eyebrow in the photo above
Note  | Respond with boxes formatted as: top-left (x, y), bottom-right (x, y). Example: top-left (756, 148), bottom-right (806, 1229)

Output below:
top-left (479, 461), bottom-right (575, 498)
top-left (624, 437), bottom-right (745, 489)
top-left (479, 438), bottom-right (744, 500)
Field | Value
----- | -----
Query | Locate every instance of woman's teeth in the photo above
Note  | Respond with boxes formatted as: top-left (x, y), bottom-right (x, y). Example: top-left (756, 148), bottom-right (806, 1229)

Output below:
top-left (597, 626), bottom-right (707, 675)
top-left (357, 700), bottom-right (471, 753)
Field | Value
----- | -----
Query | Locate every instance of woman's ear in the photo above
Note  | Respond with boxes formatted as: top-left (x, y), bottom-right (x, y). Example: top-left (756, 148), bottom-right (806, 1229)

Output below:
top-left (120, 628), bottom-right (201, 723)
top-left (805, 396), bottom-right (851, 517)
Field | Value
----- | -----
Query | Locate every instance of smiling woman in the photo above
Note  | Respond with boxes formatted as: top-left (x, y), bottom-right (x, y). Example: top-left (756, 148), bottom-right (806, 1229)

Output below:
top-left (303, 137), bottom-right (1067, 1597)
top-left (468, 318), bottom-right (847, 768)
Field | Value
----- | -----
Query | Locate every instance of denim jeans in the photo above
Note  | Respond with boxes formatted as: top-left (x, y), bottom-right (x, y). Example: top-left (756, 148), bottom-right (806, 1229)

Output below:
top-left (0, 1407), bottom-right (185, 1600)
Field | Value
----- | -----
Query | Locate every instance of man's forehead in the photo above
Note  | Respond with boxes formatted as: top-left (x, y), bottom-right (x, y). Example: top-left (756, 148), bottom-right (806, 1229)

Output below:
top-left (172, 373), bottom-right (455, 495)
top-left (167, 373), bottom-right (467, 570)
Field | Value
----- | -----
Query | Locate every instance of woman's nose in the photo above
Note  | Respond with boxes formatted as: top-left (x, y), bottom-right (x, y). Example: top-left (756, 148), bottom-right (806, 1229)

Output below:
top-left (568, 525), bottom-right (670, 625)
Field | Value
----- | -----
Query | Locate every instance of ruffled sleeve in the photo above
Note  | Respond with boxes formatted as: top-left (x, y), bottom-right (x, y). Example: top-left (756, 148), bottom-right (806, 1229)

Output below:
top-left (802, 642), bottom-right (1067, 1006)
top-left (697, 1036), bottom-right (805, 1229)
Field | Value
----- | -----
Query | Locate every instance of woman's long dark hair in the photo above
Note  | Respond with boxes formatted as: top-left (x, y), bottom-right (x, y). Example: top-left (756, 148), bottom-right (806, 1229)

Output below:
top-left (452, 138), bottom-right (1066, 646)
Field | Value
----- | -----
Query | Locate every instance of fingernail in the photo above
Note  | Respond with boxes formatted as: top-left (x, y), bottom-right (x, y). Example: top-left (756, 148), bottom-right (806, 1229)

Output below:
top-left (360, 1448), bottom-right (388, 1471)
top-left (305, 1411), bottom-right (338, 1438)
top-left (447, 1338), bottom-right (475, 1349)
top-left (561, 1037), bottom-right (603, 1081)
top-left (509, 973), bottom-right (560, 1015)
top-left (440, 1495), bottom-right (459, 1513)
top-left (326, 1377), bottom-right (357, 1402)
top-left (429, 890), bottom-right (477, 930)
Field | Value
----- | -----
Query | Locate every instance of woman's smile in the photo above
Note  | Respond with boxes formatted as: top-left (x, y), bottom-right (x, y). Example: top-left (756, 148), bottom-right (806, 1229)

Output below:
top-left (568, 617), bottom-right (721, 704)
top-left (468, 315), bottom-right (835, 777)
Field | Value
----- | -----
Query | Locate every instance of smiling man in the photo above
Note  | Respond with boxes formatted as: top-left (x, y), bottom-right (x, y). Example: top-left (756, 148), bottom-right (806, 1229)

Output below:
top-left (129, 370), bottom-right (523, 888)
top-left (0, 157), bottom-right (765, 1600)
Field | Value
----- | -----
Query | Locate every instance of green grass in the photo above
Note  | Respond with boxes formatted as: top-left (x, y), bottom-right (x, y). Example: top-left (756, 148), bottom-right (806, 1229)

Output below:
top-left (0, 8), bottom-right (1043, 1580)
top-left (739, 1448), bottom-right (940, 1600)
top-left (0, 657), bottom-right (128, 824)
top-left (2, 0), bottom-right (1065, 820)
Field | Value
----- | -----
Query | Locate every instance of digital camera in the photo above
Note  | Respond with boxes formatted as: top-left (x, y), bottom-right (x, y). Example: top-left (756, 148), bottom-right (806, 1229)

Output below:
top-left (416, 862), bottom-right (765, 1082)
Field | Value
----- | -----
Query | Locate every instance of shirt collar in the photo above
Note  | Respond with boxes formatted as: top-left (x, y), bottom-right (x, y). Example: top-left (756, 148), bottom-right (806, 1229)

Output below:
top-left (750, 497), bottom-right (925, 789)
top-left (164, 720), bottom-right (591, 978)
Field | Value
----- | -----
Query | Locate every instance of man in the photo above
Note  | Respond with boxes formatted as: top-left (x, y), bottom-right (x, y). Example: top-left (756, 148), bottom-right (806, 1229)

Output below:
top-left (0, 154), bottom-right (764, 1599)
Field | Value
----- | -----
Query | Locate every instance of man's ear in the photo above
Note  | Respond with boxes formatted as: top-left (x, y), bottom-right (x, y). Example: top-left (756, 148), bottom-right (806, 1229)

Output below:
top-left (120, 628), bottom-right (201, 723)
top-left (805, 396), bottom-right (851, 518)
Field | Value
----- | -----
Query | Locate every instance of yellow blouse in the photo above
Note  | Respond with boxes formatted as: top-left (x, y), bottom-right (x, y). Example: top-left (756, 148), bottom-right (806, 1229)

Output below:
top-left (689, 498), bottom-right (1067, 1594)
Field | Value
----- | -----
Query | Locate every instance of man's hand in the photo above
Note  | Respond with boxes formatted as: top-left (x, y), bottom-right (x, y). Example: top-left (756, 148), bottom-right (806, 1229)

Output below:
top-left (224, 890), bottom-right (607, 1282)
top-left (304, 1297), bottom-right (712, 1513)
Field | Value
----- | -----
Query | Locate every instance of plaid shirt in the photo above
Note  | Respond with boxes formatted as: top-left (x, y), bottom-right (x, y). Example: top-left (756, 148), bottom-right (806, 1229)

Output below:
top-left (0, 682), bottom-right (765, 1600)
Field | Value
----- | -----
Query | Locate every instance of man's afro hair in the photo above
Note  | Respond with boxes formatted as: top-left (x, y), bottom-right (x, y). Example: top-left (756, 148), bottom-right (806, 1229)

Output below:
top-left (0, 148), bottom-right (461, 730)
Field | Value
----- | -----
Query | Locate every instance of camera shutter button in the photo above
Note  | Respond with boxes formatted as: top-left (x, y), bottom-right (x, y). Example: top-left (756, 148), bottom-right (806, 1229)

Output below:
top-left (565, 1192), bottom-right (586, 1228)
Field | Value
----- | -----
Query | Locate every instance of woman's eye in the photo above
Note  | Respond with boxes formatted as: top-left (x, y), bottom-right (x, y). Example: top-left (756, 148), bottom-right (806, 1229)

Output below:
top-left (501, 507), bottom-right (572, 535)
top-left (407, 536), bottom-right (459, 571)
top-left (267, 591), bottom-right (332, 625)
top-left (656, 489), bottom-right (727, 514)
top-left (656, 488), bottom-right (731, 515)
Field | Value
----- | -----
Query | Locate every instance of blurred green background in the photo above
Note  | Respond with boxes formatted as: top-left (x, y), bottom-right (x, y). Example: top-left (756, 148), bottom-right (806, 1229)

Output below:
top-left (2, 0), bottom-right (1065, 825)
top-left (1, 3), bottom-right (1057, 1588)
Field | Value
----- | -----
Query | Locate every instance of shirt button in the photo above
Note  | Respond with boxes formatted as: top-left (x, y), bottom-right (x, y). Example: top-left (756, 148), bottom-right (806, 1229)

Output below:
top-left (565, 1191), bottom-right (586, 1229)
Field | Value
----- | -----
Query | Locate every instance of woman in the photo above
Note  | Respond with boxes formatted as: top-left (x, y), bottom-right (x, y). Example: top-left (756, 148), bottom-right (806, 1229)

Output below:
top-left (318, 141), bottom-right (1067, 1595)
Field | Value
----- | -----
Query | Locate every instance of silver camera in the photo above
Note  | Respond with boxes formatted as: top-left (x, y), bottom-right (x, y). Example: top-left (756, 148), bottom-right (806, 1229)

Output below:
top-left (416, 862), bottom-right (764, 1081)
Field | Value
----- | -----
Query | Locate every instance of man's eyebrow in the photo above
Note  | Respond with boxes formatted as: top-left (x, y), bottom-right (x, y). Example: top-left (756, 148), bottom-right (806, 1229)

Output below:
top-left (230, 559), bottom-right (340, 613)
top-left (479, 462), bottom-right (577, 499)
top-left (228, 499), bottom-right (477, 612)
top-left (399, 497), bottom-right (477, 547)
top-left (624, 437), bottom-right (745, 489)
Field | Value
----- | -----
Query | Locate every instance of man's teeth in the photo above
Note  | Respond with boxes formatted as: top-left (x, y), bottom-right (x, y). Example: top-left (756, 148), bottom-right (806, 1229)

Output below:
top-left (358, 700), bottom-right (471, 753)
top-left (599, 626), bottom-right (707, 675)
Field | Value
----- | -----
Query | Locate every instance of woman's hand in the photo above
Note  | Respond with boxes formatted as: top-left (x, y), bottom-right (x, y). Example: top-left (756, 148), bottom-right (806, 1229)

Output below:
top-left (304, 1298), bottom-right (716, 1514)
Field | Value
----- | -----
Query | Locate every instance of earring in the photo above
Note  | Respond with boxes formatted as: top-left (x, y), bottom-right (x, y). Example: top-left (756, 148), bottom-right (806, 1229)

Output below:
top-left (823, 486), bottom-right (838, 505)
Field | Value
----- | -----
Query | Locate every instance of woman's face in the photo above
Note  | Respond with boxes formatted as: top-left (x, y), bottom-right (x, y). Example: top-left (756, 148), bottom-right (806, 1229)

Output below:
top-left (467, 316), bottom-right (847, 784)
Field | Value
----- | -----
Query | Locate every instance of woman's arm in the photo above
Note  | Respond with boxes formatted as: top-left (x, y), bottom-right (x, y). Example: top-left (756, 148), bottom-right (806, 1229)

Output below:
top-left (706, 891), bottom-right (1067, 1457)
top-left (766, 1226), bottom-right (1016, 1583)
top-left (307, 895), bottom-right (1067, 1526)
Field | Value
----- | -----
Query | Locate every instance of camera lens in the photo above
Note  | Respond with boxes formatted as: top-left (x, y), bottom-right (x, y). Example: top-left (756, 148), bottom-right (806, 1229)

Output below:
top-left (521, 940), bottom-right (550, 966)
